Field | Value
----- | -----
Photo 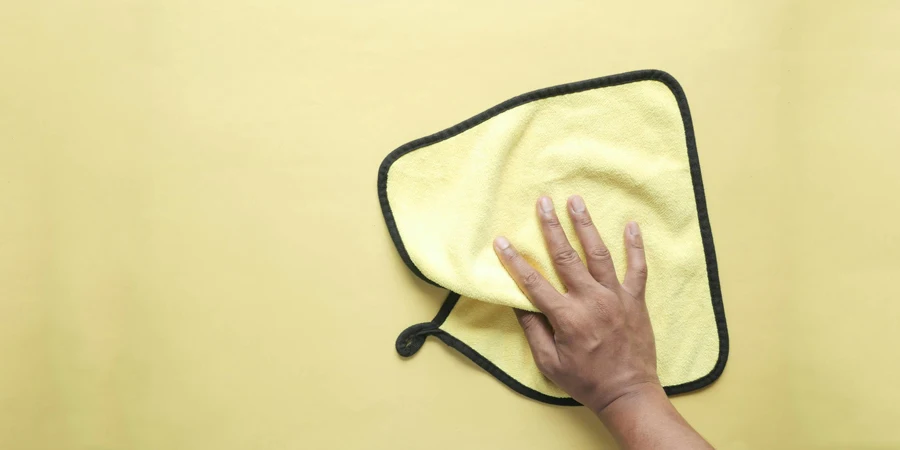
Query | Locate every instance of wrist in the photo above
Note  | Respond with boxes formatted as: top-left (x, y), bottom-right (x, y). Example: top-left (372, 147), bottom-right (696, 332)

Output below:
top-left (592, 381), bottom-right (671, 423)
top-left (591, 382), bottom-right (712, 449)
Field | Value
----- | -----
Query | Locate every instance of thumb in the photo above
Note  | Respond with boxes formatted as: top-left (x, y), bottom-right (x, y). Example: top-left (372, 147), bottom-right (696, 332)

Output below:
top-left (514, 309), bottom-right (560, 375)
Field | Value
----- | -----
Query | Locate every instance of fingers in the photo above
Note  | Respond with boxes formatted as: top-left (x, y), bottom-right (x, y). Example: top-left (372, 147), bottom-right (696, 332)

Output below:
top-left (536, 197), bottom-right (595, 292)
top-left (566, 195), bottom-right (620, 290)
top-left (514, 309), bottom-right (560, 375)
top-left (622, 221), bottom-right (648, 297)
top-left (494, 236), bottom-right (564, 315)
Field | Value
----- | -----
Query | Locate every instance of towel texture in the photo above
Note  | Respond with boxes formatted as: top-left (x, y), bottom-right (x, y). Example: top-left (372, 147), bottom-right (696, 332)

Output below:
top-left (379, 70), bottom-right (728, 404)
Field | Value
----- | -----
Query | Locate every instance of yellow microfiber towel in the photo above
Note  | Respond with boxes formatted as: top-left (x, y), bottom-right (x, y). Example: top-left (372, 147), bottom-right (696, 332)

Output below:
top-left (378, 70), bottom-right (728, 405)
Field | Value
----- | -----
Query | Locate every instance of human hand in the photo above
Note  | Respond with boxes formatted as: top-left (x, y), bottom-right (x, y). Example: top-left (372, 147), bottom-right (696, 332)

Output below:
top-left (494, 195), bottom-right (712, 448)
top-left (492, 195), bottom-right (658, 414)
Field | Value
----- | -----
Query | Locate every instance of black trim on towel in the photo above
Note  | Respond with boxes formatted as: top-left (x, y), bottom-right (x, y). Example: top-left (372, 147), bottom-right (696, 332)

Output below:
top-left (395, 292), bottom-right (580, 406)
top-left (660, 74), bottom-right (730, 396)
top-left (380, 69), bottom-right (729, 405)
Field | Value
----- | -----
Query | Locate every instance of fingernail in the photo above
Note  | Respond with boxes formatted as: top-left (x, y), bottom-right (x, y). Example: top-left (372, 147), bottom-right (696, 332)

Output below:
top-left (539, 196), bottom-right (553, 213)
top-left (570, 195), bottom-right (585, 213)
top-left (628, 221), bottom-right (640, 236)
top-left (495, 236), bottom-right (511, 250)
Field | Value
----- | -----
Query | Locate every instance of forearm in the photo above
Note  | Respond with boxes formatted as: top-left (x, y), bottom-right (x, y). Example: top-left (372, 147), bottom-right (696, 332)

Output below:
top-left (594, 383), bottom-right (713, 450)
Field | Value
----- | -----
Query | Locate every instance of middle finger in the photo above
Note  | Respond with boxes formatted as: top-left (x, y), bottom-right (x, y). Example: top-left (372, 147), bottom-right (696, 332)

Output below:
top-left (537, 196), bottom-right (595, 293)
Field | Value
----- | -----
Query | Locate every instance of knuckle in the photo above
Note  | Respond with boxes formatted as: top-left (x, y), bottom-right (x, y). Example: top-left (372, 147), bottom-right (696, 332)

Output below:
top-left (587, 298), bottom-right (616, 321)
top-left (522, 271), bottom-right (542, 289)
top-left (576, 214), bottom-right (594, 228)
top-left (632, 263), bottom-right (649, 278)
top-left (545, 216), bottom-right (563, 229)
top-left (588, 303), bottom-right (608, 321)
top-left (555, 310), bottom-right (580, 330)
top-left (552, 248), bottom-right (581, 266)
top-left (518, 313), bottom-right (539, 330)
top-left (587, 245), bottom-right (612, 262)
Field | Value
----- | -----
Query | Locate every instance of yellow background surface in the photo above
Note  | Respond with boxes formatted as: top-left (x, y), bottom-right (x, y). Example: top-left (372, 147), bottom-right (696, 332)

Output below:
top-left (2, 1), bottom-right (899, 449)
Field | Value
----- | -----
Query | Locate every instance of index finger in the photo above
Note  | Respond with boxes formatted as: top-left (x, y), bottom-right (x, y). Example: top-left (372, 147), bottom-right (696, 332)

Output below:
top-left (494, 236), bottom-right (565, 318)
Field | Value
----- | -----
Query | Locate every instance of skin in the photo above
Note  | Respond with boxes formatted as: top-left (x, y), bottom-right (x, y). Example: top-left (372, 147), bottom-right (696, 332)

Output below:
top-left (493, 195), bottom-right (713, 450)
